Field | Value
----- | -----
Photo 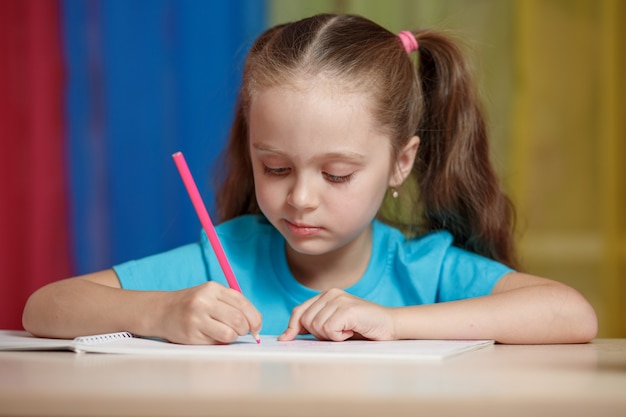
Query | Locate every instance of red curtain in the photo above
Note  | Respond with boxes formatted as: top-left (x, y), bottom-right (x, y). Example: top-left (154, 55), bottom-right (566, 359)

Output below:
top-left (0, 0), bottom-right (72, 329)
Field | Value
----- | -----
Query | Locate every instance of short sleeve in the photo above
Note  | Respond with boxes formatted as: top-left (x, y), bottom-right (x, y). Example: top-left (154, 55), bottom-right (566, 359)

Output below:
top-left (437, 245), bottom-right (514, 302)
top-left (113, 242), bottom-right (209, 291)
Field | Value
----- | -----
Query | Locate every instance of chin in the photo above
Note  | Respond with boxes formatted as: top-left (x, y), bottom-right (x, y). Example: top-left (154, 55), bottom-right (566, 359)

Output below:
top-left (284, 239), bottom-right (329, 256)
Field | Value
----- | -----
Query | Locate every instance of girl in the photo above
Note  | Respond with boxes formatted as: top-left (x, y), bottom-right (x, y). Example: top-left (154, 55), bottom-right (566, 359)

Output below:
top-left (22, 14), bottom-right (597, 345)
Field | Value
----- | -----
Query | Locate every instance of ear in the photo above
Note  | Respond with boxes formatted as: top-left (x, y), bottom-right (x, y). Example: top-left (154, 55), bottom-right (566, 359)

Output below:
top-left (389, 136), bottom-right (419, 187)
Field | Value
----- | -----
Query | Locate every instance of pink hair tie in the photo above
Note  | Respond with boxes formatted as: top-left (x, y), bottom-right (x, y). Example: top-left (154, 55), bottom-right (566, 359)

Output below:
top-left (397, 30), bottom-right (418, 53)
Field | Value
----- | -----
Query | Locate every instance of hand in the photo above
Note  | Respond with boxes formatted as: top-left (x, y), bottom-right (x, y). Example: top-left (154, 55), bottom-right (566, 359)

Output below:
top-left (278, 288), bottom-right (396, 342)
top-left (157, 281), bottom-right (262, 345)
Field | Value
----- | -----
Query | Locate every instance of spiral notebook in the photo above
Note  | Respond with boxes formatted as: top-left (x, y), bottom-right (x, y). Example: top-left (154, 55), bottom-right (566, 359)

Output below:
top-left (0, 330), bottom-right (494, 361)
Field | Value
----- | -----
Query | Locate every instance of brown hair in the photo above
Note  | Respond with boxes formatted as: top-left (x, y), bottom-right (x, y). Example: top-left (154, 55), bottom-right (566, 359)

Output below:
top-left (215, 14), bottom-right (518, 269)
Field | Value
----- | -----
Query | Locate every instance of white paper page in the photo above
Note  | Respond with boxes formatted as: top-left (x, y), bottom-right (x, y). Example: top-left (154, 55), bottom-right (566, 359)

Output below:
top-left (0, 330), bottom-right (493, 360)
top-left (0, 330), bottom-right (80, 351)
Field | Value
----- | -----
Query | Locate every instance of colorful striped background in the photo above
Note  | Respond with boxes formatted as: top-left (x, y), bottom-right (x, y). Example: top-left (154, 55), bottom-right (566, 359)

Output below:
top-left (0, 0), bottom-right (266, 329)
top-left (3, 0), bottom-right (624, 336)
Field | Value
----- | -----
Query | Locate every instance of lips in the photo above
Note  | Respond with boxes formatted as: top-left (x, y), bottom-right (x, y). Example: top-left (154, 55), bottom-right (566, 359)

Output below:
top-left (285, 220), bottom-right (322, 237)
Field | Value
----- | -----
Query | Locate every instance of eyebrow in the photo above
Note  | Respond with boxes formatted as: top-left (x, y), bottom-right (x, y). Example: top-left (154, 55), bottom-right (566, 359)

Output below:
top-left (251, 143), bottom-right (367, 162)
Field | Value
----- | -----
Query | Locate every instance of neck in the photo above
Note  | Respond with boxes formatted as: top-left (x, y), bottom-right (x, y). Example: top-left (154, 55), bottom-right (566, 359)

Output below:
top-left (285, 226), bottom-right (373, 291)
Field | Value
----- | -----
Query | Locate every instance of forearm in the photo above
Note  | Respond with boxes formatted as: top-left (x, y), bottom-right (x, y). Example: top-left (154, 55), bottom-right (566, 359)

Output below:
top-left (392, 281), bottom-right (598, 344)
top-left (22, 278), bottom-right (164, 339)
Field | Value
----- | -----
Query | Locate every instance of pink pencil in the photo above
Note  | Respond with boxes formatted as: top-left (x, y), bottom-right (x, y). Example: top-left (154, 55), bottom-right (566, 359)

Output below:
top-left (172, 151), bottom-right (260, 344)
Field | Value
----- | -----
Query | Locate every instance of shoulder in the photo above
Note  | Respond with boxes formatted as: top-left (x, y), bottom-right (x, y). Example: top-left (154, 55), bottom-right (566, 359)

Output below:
top-left (374, 220), bottom-right (513, 301)
top-left (114, 242), bottom-right (207, 290)
top-left (374, 220), bottom-right (455, 259)
top-left (373, 220), bottom-right (455, 282)
top-left (375, 220), bottom-right (510, 269)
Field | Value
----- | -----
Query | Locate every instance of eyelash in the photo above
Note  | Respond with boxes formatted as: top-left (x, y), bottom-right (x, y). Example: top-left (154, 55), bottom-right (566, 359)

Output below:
top-left (323, 173), bottom-right (353, 184)
top-left (262, 165), bottom-right (353, 184)
top-left (263, 165), bottom-right (290, 176)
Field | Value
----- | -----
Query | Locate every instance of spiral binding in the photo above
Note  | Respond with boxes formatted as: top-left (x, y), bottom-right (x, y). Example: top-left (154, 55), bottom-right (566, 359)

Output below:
top-left (74, 332), bottom-right (134, 344)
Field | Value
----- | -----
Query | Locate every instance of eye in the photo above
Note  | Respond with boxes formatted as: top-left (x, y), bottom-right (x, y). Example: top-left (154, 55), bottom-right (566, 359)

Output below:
top-left (323, 172), bottom-right (353, 184)
top-left (263, 165), bottom-right (291, 176)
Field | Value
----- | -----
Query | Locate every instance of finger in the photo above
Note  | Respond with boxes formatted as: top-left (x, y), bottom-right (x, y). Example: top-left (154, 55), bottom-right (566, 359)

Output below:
top-left (278, 295), bottom-right (320, 341)
top-left (212, 285), bottom-right (263, 337)
top-left (213, 298), bottom-right (264, 340)
top-left (192, 283), bottom-right (256, 341)
top-left (300, 289), bottom-right (360, 340)
top-left (285, 290), bottom-right (346, 341)
top-left (196, 317), bottom-right (241, 345)
top-left (319, 308), bottom-right (356, 341)
top-left (301, 290), bottom-right (362, 341)
top-left (277, 326), bottom-right (299, 341)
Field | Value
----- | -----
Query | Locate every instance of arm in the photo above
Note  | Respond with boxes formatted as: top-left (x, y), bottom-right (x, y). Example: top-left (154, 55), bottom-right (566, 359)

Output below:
top-left (393, 272), bottom-right (598, 344)
top-left (21, 270), bottom-right (262, 344)
top-left (278, 272), bottom-right (597, 344)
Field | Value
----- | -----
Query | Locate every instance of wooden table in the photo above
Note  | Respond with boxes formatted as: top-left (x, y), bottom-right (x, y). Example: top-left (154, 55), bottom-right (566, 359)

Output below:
top-left (1, 339), bottom-right (625, 417)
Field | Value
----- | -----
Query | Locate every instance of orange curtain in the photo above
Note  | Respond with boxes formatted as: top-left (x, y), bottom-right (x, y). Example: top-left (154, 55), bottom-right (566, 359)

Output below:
top-left (0, 0), bottom-right (72, 329)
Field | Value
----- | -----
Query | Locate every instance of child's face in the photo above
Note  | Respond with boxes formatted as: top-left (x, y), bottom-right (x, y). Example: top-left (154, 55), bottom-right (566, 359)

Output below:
top-left (248, 79), bottom-right (396, 258)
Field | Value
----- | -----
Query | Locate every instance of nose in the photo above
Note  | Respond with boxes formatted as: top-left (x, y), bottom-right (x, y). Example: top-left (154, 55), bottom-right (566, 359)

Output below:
top-left (287, 175), bottom-right (319, 211)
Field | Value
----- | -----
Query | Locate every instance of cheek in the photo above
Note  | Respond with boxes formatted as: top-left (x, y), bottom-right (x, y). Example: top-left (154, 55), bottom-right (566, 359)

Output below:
top-left (353, 183), bottom-right (387, 214)
top-left (327, 178), bottom-right (388, 215)
top-left (349, 174), bottom-right (392, 215)
top-left (253, 175), bottom-right (282, 214)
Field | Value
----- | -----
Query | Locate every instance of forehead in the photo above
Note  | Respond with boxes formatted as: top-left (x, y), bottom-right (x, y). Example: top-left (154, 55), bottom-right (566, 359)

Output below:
top-left (248, 79), bottom-right (389, 156)
top-left (250, 75), bottom-right (371, 119)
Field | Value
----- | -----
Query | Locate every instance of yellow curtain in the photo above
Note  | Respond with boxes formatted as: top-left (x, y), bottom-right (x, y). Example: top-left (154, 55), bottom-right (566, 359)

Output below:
top-left (269, 0), bottom-right (626, 337)
top-left (512, 0), bottom-right (625, 338)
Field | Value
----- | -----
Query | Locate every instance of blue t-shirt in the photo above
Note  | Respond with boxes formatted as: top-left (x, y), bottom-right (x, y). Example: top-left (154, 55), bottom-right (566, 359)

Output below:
top-left (113, 214), bottom-right (513, 335)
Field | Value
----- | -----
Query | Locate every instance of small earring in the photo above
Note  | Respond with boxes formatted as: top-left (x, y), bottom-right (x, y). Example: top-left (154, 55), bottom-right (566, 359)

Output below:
top-left (391, 189), bottom-right (399, 199)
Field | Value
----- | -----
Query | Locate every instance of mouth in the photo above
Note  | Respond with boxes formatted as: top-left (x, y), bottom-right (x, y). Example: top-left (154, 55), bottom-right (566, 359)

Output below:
top-left (284, 220), bottom-right (322, 237)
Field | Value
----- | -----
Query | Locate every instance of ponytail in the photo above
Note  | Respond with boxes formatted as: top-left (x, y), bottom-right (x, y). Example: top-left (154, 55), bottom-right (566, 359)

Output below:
top-left (412, 30), bottom-right (518, 269)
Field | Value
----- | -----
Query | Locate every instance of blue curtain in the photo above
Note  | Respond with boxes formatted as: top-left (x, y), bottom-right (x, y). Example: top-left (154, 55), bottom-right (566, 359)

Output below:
top-left (62, 0), bottom-right (266, 274)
